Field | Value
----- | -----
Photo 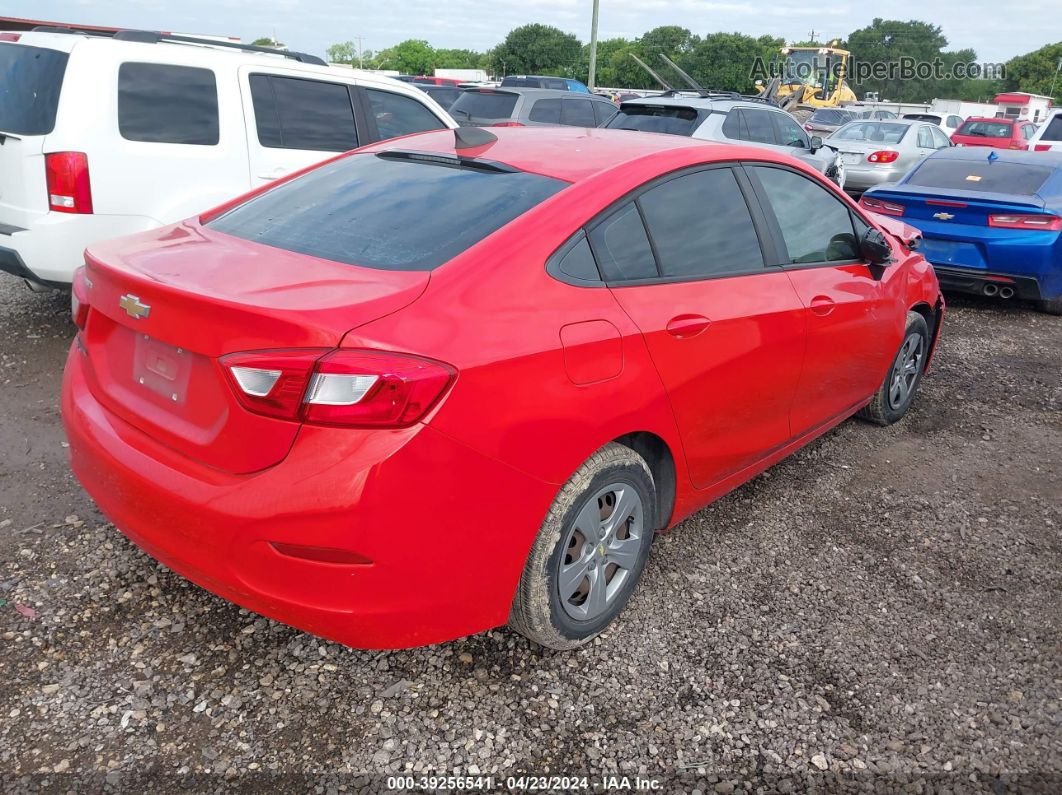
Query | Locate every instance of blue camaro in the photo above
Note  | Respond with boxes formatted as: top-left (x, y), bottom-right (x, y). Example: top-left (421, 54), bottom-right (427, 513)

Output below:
top-left (859, 148), bottom-right (1062, 314)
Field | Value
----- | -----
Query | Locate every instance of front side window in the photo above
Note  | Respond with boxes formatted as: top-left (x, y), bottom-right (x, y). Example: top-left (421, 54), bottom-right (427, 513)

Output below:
top-left (365, 88), bottom-right (445, 140)
top-left (930, 127), bottom-right (951, 149)
top-left (250, 74), bottom-right (357, 151)
top-left (750, 166), bottom-right (860, 264)
top-left (638, 168), bottom-right (764, 278)
top-left (209, 153), bottom-right (566, 271)
top-left (774, 113), bottom-right (809, 148)
top-left (118, 63), bottom-right (218, 145)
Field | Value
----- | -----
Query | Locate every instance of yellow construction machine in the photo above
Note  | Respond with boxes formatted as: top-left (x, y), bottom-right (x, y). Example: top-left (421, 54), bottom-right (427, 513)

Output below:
top-left (757, 42), bottom-right (857, 113)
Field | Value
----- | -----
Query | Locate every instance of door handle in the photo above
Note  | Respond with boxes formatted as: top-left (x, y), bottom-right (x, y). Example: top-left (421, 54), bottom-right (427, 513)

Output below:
top-left (810, 295), bottom-right (835, 316)
top-left (666, 314), bottom-right (711, 338)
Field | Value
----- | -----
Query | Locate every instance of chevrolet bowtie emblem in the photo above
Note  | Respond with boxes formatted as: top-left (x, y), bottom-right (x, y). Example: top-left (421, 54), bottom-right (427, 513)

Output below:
top-left (933, 212), bottom-right (955, 221)
top-left (119, 294), bottom-right (151, 320)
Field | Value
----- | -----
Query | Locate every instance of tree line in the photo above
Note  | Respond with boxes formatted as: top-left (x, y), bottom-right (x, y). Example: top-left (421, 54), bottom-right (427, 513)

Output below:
top-left (312, 20), bottom-right (1060, 104)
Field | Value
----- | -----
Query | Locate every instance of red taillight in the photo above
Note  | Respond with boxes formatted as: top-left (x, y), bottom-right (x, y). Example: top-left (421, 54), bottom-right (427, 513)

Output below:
top-left (70, 266), bottom-right (91, 329)
top-left (0, 33), bottom-right (21, 42)
top-left (221, 348), bottom-right (456, 428)
top-left (988, 214), bottom-right (1062, 231)
top-left (1034, 144), bottom-right (1052, 152)
top-left (867, 150), bottom-right (900, 164)
top-left (491, 121), bottom-right (525, 127)
top-left (45, 152), bottom-right (93, 214)
top-left (860, 196), bottom-right (906, 217)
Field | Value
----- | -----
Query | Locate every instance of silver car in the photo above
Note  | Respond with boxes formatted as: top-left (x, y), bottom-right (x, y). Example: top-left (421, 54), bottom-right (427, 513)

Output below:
top-left (605, 92), bottom-right (844, 186)
top-left (826, 119), bottom-right (952, 193)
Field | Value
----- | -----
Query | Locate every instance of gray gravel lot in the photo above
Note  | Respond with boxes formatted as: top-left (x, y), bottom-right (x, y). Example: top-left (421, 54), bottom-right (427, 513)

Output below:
top-left (0, 276), bottom-right (1060, 793)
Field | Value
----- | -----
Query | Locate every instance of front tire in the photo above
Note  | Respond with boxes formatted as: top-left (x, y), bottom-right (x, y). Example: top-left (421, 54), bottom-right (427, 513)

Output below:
top-left (508, 443), bottom-right (656, 650)
top-left (858, 311), bottom-right (930, 426)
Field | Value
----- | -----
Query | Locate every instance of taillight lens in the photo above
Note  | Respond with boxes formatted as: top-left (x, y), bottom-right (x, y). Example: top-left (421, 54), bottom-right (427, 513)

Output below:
top-left (45, 152), bottom-right (93, 214)
top-left (988, 214), bottom-right (1062, 231)
top-left (70, 266), bottom-right (91, 329)
top-left (1034, 144), bottom-right (1052, 152)
top-left (860, 196), bottom-right (906, 217)
top-left (867, 150), bottom-right (900, 164)
top-left (221, 349), bottom-right (456, 428)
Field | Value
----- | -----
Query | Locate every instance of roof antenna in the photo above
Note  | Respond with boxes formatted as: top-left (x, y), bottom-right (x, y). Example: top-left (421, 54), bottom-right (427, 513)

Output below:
top-left (629, 53), bottom-right (673, 91)
top-left (454, 127), bottom-right (498, 150)
top-left (659, 54), bottom-right (704, 91)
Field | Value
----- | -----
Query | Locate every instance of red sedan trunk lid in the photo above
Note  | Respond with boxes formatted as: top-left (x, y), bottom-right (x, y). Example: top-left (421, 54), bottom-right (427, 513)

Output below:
top-left (79, 221), bottom-right (429, 474)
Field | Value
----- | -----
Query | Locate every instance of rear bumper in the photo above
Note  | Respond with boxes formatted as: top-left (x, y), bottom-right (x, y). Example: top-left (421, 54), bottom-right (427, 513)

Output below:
top-left (61, 343), bottom-right (557, 649)
top-left (931, 266), bottom-right (1043, 301)
top-left (843, 165), bottom-right (905, 192)
top-left (0, 213), bottom-right (160, 285)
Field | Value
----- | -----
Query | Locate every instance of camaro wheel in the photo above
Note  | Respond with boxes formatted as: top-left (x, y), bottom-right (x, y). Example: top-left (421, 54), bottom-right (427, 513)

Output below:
top-left (859, 311), bottom-right (930, 426)
top-left (509, 443), bottom-right (656, 650)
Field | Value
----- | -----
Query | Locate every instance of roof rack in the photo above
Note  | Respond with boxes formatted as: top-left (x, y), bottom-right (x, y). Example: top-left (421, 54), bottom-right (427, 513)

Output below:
top-left (31, 26), bottom-right (326, 66)
top-left (654, 88), bottom-right (780, 107)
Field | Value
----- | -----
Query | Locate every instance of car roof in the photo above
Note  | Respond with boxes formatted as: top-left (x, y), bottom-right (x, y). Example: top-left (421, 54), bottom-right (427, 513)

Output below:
top-left (929, 146), bottom-right (1062, 167)
top-left (360, 127), bottom-right (790, 183)
top-left (620, 95), bottom-right (777, 112)
top-left (961, 117), bottom-right (1013, 123)
top-left (464, 87), bottom-right (604, 100)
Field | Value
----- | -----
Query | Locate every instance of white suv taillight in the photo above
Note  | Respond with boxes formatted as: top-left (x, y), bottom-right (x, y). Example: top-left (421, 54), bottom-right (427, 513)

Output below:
top-left (45, 152), bottom-right (94, 214)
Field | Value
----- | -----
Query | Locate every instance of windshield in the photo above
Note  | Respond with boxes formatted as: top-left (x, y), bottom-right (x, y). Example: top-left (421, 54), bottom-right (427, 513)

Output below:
top-left (831, 122), bottom-right (911, 144)
top-left (0, 43), bottom-right (69, 135)
top-left (209, 153), bottom-right (567, 270)
top-left (906, 159), bottom-right (1053, 196)
top-left (784, 51), bottom-right (824, 84)
top-left (957, 120), bottom-right (1013, 138)
top-left (606, 105), bottom-right (701, 136)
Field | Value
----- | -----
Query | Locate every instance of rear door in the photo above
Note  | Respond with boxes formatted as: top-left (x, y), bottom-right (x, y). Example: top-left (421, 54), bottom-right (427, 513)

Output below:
top-left (746, 164), bottom-right (902, 433)
top-left (0, 40), bottom-right (71, 228)
top-left (240, 67), bottom-right (365, 185)
top-left (594, 165), bottom-right (806, 489)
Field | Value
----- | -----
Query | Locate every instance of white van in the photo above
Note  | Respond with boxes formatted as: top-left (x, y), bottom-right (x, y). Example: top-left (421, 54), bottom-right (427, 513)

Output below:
top-left (0, 30), bottom-right (458, 287)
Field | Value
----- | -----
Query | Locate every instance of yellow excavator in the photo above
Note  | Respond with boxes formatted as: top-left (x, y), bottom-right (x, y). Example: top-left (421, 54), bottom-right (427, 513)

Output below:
top-left (757, 42), bottom-right (857, 115)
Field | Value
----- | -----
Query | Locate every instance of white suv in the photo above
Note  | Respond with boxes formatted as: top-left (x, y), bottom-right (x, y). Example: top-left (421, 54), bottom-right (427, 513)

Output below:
top-left (0, 29), bottom-right (457, 287)
top-left (1029, 109), bottom-right (1062, 153)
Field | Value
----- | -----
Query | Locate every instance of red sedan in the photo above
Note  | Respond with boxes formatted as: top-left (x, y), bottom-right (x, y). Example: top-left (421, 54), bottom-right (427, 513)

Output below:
top-left (61, 128), bottom-right (944, 650)
top-left (951, 117), bottom-right (1037, 150)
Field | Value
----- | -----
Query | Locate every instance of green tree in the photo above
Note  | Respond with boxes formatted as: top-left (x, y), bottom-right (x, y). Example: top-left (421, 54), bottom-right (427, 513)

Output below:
top-left (434, 48), bottom-right (485, 70)
top-left (326, 41), bottom-right (359, 65)
top-left (390, 39), bottom-right (436, 75)
top-left (1003, 41), bottom-right (1062, 104)
top-left (579, 37), bottom-right (633, 87)
top-left (251, 36), bottom-right (282, 48)
top-left (492, 24), bottom-right (583, 76)
top-left (683, 33), bottom-right (784, 92)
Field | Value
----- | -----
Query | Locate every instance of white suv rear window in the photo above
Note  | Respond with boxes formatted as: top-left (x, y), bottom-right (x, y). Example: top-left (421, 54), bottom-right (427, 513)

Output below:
top-left (0, 43), bottom-right (68, 135)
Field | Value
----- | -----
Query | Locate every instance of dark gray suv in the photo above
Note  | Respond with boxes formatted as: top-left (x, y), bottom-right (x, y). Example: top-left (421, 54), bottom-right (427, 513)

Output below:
top-left (449, 88), bottom-right (618, 128)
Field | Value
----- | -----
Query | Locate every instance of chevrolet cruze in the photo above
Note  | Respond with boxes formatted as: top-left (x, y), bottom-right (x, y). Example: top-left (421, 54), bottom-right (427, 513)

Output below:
top-left (62, 127), bottom-right (944, 650)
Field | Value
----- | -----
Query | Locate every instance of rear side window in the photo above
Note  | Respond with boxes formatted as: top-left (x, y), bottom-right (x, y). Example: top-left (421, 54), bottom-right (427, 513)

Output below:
top-left (449, 91), bottom-right (518, 121)
top-left (208, 153), bottom-right (566, 271)
top-left (639, 169), bottom-right (764, 278)
top-left (118, 63), bottom-right (218, 145)
top-left (0, 43), bottom-right (68, 135)
top-left (606, 105), bottom-right (700, 136)
top-left (905, 160), bottom-right (1053, 195)
top-left (250, 74), bottom-right (357, 152)
top-left (528, 98), bottom-right (563, 124)
top-left (722, 109), bottom-right (776, 144)
top-left (1041, 116), bottom-right (1062, 142)
top-left (774, 113), bottom-right (808, 147)
top-left (588, 203), bottom-right (657, 281)
top-left (365, 88), bottom-right (445, 140)
top-left (562, 99), bottom-right (597, 127)
top-left (592, 101), bottom-right (617, 126)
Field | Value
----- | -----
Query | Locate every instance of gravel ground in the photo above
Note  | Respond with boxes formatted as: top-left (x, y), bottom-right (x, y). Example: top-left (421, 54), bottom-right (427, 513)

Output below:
top-left (0, 277), bottom-right (1060, 793)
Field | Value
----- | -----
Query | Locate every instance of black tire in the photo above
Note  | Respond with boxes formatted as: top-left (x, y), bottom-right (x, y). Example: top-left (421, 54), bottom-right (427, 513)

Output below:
top-left (858, 311), bottom-right (930, 426)
top-left (1038, 296), bottom-right (1062, 316)
top-left (508, 443), bottom-right (656, 650)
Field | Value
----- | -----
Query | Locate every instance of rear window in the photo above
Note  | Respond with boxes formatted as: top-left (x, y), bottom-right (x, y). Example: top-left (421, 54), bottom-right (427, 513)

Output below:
top-left (119, 63), bottom-right (219, 145)
top-left (906, 159), bottom-right (1053, 196)
top-left (449, 91), bottom-right (518, 122)
top-left (208, 153), bottom-right (566, 271)
top-left (1040, 115), bottom-right (1062, 142)
top-left (903, 114), bottom-right (941, 123)
top-left (831, 121), bottom-right (910, 144)
top-left (0, 43), bottom-right (68, 135)
top-left (957, 120), bottom-right (1012, 138)
top-left (810, 109), bottom-right (850, 124)
top-left (606, 105), bottom-right (701, 136)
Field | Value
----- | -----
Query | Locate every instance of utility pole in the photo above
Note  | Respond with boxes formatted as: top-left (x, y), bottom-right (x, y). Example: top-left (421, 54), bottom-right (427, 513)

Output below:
top-left (1050, 57), bottom-right (1062, 104)
top-left (588, 0), bottom-right (601, 89)
top-left (807, 29), bottom-right (817, 44)
top-left (354, 35), bottom-right (364, 68)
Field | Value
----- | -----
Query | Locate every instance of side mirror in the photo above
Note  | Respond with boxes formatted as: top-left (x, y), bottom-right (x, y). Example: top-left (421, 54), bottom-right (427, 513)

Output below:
top-left (860, 228), bottom-right (893, 279)
top-left (809, 135), bottom-right (823, 152)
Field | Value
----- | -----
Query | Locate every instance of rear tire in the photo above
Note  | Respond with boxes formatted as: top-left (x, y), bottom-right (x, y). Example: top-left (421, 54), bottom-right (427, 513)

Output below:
top-left (1038, 297), bottom-right (1062, 316)
top-left (858, 311), bottom-right (930, 426)
top-left (508, 443), bottom-right (656, 650)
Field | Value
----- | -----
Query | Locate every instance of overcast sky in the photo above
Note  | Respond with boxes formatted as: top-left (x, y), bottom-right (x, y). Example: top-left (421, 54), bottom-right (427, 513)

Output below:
top-left (8, 0), bottom-right (1055, 65)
